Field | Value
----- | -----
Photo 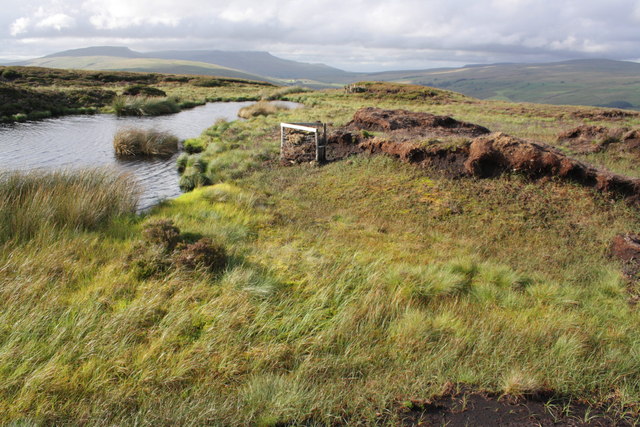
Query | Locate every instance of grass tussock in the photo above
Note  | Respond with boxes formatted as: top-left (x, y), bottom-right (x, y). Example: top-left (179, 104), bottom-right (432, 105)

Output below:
top-left (113, 128), bottom-right (179, 157)
top-left (122, 85), bottom-right (167, 97)
top-left (111, 95), bottom-right (181, 116)
top-left (261, 86), bottom-right (310, 100)
top-left (0, 168), bottom-right (138, 243)
top-left (238, 101), bottom-right (291, 119)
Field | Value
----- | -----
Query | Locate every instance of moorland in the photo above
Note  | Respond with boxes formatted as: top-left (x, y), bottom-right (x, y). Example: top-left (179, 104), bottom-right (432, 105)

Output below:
top-left (12, 46), bottom-right (640, 109)
top-left (2, 67), bottom-right (640, 424)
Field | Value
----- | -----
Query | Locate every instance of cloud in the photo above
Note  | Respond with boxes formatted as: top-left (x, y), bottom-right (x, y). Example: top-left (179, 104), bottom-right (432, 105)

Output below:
top-left (2, 0), bottom-right (640, 70)
top-left (36, 13), bottom-right (75, 30)
top-left (10, 17), bottom-right (31, 36)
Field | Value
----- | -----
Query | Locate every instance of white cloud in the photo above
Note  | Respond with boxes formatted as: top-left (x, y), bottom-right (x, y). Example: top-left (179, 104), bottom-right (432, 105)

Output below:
top-left (10, 17), bottom-right (31, 36)
top-left (82, 0), bottom-right (187, 29)
top-left (36, 13), bottom-right (75, 30)
top-left (2, 0), bottom-right (640, 70)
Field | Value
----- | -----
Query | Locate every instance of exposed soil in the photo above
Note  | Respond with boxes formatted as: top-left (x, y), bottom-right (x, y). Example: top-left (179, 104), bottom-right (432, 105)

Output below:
top-left (321, 108), bottom-right (640, 203)
top-left (621, 130), bottom-right (640, 152)
top-left (325, 129), bottom-right (366, 162)
top-left (346, 107), bottom-right (490, 138)
top-left (557, 125), bottom-right (640, 155)
top-left (465, 133), bottom-right (640, 203)
top-left (344, 81), bottom-right (465, 103)
top-left (281, 129), bottom-right (318, 163)
top-left (398, 388), bottom-right (630, 426)
top-left (557, 125), bottom-right (627, 154)
top-left (570, 109), bottom-right (640, 121)
top-left (611, 233), bottom-right (640, 282)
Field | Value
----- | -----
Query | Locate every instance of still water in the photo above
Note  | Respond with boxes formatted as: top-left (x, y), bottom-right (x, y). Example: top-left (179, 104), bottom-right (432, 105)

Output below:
top-left (0, 102), bottom-right (257, 210)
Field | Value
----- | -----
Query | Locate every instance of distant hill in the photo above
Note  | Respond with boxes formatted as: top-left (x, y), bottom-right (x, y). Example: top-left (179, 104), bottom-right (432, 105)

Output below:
top-left (149, 50), bottom-right (356, 83)
top-left (20, 46), bottom-right (356, 85)
top-left (44, 46), bottom-right (145, 59)
top-left (369, 59), bottom-right (640, 109)
top-left (17, 55), bottom-right (274, 83)
top-left (14, 47), bottom-right (640, 109)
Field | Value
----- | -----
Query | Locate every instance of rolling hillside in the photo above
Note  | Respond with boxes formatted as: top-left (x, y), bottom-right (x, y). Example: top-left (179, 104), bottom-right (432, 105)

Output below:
top-left (149, 50), bottom-right (356, 83)
top-left (21, 55), bottom-right (273, 83)
top-left (29, 46), bottom-right (355, 84)
top-left (12, 46), bottom-right (640, 109)
top-left (370, 59), bottom-right (640, 109)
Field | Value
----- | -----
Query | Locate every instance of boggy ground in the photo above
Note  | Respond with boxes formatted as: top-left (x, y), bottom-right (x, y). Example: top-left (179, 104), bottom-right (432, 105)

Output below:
top-left (323, 107), bottom-right (640, 204)
top-left (5, 81), bottom-right (640, 424)
top-left (396, 385), bottom-right (635, 426)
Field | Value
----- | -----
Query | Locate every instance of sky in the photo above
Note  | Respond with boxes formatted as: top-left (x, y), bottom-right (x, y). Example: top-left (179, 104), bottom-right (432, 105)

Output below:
top-left (1, 0), bottom-right (640, 71)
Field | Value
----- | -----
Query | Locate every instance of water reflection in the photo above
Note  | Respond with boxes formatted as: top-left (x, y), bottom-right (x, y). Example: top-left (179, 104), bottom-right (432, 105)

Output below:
top-left (0, 102), bottom-right (295, 210)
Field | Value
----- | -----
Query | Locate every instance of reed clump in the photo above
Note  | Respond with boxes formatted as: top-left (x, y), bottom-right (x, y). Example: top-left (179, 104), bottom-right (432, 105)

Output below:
top-left (0, 168), bottom-right (138, 243)
top-left (260, 85), bottom-right (310, 100)
top-left (238, 101), bottom-right (290, 119)
top-left (112, 95), bottom-right (180, 116)
top-left (113, 128), bottom-right (179, 157)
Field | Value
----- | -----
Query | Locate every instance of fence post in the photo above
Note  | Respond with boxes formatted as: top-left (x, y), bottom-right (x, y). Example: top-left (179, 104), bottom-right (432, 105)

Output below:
top-left (280, 123), bottom-right (285, 160)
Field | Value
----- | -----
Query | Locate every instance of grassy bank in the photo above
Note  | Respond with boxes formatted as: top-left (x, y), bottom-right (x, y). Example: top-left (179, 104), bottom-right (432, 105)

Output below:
top-left (3, 82), bottom-right (640, 424)
top-left (0, 168), bottom-right (138, 244)
top-left (112, 96), bottom-right (181, 117)
top-left (0, 66), bottom-right (274, 122)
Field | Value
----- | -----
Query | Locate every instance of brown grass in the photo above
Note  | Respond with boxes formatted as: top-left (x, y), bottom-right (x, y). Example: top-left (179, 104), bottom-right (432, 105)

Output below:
top-left (113, 128), bottom-right (179, 157)
top-left (238, 101), bottom-right (290, 119)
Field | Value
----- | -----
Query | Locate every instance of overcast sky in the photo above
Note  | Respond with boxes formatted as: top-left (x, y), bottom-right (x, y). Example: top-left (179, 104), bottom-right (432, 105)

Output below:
top-left (1, 0), bottom-right (640, 71)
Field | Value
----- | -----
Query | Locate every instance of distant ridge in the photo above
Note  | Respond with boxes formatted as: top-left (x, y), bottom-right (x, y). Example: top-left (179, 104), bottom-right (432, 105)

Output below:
top-left (366, 58), bottom-right (640, 109)
top-left (149, 50), bottom-right (356, 82)
top-left (44, 46), bottom-right (145, 59)
top-left (12, 46), bottom-right (640, 109)
top-left (16, 46), bottom-right (356, 85)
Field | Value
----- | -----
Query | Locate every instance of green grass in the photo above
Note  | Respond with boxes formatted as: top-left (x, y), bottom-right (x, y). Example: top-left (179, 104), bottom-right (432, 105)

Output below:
top-left (0, 168), bottom-right (138, 243)
top-left (0, 83), bottom-right (111, 122)
top-left (3, 83), bottom-right (640, 424)
top-left (260, 85), bottom-right (311, 100)
top-left (0, 65), bottom-right (275, 121)
top-left (237, 100), bottom-right (291, 118)
top-left (112, 96), bottom-right (181, 116)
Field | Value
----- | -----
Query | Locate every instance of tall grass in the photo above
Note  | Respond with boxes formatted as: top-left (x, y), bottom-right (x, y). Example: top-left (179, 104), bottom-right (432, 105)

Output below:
top-left (5, 83), bottom-right (640, 424)
top-left (113, 128), bottom-right (179, 157)
top-left (112, 96), bottom-right (180, 116)
top-left (238, 101), bottom-right (290, 119)
top-left (261, 86), bottom-right (310, 100)
top-left (0, 168), bottom-right (138, 243)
